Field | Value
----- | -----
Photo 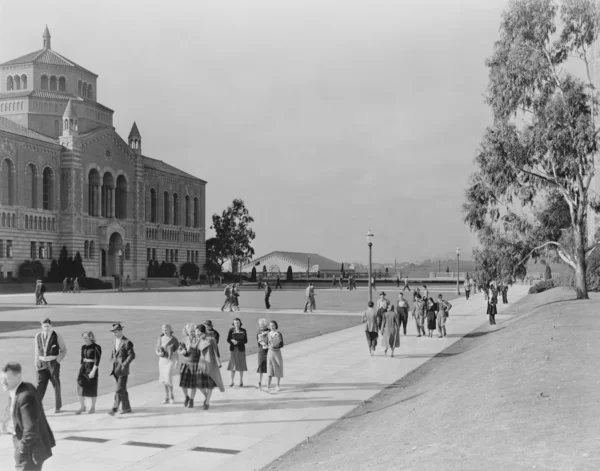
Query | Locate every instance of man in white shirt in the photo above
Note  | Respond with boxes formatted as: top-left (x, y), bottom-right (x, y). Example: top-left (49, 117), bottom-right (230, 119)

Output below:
top-left (34, 319), bottom-right (67, 413)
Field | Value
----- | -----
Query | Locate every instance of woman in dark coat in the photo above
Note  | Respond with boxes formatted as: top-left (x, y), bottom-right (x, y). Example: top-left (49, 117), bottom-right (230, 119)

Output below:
top-left (76, 330), bottom-right (102, 414)
top-left (257, 318), bottom-right (269, 390)
top-left (426, 297), bottom-right (438, 337)
top-left (487, 288), bottom-right (498, 325)
top-left (227, 317), bottom-right (248, 387)
top-left (178, 324), bottom-right (200, 408)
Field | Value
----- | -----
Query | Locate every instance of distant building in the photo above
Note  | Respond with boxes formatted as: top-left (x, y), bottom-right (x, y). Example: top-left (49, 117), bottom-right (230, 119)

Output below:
top-left (242, 251), bottom-right (347, 277)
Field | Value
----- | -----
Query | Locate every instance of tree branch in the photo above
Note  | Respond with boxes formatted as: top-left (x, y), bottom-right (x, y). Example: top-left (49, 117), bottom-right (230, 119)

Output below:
top-left (516, 241), bottom-right (576, 270)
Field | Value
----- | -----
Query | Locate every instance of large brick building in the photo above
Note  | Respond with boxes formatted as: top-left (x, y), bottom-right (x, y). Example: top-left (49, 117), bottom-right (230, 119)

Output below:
top-left (0, 27), bottom-right (206, 280)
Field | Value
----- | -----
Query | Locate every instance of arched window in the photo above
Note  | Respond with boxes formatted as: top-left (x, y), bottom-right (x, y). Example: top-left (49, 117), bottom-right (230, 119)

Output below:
top-left (84, 241), bottom-right (89, 259)
top-left (25, 215), bottom-right (28, 229)
top-left (27, 163), bottom-right (37, 208)
top-left (87, 84), bottom-right (93, 99)
top-left (53, 120), bottom-right (59, 136)
top-left (78, 80), bottom-right (82, 95)
top-left (173, 193), bottom-right (179, 226)
top-left (6, 76), bottom-right (13, 91)
top-left (43, 218), bottom-right (47, 231)
top-left (41, 75), bottom-right (48, 90)
top-left (193, 197), bottom-right (199, 228)
top-left (1, 159), bottom-right (14, 205)
top-left (89, 241), bottom-right (95, 259)
top-left (185, 196), bottom-right (190, 227)
top-left (58, 77), bottom-right (66, 92)
top-left (125, 243), bottom-right (130, 260)
top-left (21, 74), bottom-right (27, 89)
top-left (115, 175), bottom-right (127, 219)
top-left (49, 76), bottom-right (57, 91)
top-left (42, 167), bottom-right (54, 210)
top-left (163, 191), bottom-right (170, 224)
top-left (101, 172), bottom-right (114, 218)
top-left (11, 214), bottom-right (15, 227)
top-left (14, 76), bottom-right (20, 90)
top-left (150, 188), bottom-right (157, 223)
top-left (88, 169), bottom-right (101, 216)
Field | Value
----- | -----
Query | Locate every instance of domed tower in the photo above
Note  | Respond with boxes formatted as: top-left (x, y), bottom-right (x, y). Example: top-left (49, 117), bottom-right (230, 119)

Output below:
top-left (128, 121), bottom-right (142, 155)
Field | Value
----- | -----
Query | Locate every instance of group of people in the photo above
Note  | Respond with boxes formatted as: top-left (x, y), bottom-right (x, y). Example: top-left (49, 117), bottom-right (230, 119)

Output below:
top-left (331, 274), bottom-right (358, 290)
top-left (61, 277), bottom-right (80, 293)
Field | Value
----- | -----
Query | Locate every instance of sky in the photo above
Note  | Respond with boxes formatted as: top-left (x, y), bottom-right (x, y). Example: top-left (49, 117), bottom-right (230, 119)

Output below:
top-left (0, 0), bottom-right (509, 264)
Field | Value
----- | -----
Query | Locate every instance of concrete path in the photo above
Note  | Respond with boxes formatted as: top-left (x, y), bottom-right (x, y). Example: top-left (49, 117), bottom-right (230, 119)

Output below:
top-left (0, 286), bottom-right (529, 471)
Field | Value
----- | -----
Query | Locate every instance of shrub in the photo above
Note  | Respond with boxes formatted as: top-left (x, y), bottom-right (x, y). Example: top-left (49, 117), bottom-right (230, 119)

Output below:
top-left (529, 279), bottom-right (555, 294)
top-left (18, 260), bottom-right (45, 279)
top-left (180, 262), bottom-right (199, 279)
top-left (79, 277), bottom-right (112, 290)
top-left (286, 265), bottom-right (293, 281)
top-left (47, 260), bottom-right (60, 282)
top-left (544, 263), bottom-right (552, 280)
top-left (251, 266), bottom-right (257, 282)
top-left (157, 262), bottom-right (177, 277)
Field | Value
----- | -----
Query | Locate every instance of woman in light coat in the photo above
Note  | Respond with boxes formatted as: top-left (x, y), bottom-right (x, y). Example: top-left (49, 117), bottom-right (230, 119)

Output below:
top-left (156, 324), bottom-right (179, 404)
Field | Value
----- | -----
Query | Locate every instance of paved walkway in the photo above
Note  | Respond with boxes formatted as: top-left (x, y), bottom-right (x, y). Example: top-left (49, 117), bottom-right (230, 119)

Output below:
top-left (0, 286), bottom-right (529, 471)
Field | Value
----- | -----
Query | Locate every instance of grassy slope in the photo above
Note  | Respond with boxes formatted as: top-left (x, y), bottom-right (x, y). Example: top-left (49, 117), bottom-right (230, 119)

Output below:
top-left (267, 288), bottom-right (600, 471)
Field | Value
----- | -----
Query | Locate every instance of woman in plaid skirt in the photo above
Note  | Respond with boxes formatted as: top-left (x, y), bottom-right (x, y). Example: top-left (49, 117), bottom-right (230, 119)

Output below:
top-left (178, 324), bottom-right (200, 408)
top-left (196, 324), bottom-right (224, 410)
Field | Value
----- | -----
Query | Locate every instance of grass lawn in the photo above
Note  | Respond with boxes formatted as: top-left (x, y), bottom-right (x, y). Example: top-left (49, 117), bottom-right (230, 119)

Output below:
top-left (268, 287), bottom-right (600, 471)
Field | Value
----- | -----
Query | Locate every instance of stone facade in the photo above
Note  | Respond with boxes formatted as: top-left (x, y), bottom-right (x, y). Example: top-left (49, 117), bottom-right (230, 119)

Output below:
top-left (0, 28), bottom-right (206, 280)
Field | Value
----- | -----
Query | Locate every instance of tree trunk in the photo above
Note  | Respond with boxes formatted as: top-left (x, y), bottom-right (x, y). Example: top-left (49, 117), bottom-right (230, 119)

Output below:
top-left (574, 224), bottom-right (589, 300)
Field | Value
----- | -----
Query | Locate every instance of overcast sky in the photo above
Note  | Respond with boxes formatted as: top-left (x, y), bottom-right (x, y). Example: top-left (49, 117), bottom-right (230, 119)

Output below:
top-left (0, 0), bottom-right (509, 264)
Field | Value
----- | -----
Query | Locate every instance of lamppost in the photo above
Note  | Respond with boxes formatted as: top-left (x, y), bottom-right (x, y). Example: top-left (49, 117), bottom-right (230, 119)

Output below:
top-left (456, 247), bottom-right (461, 295)
top-left (366, 229), bottom-right (374, 303)
top-left (118, 249), bottom-right (124, 292)
top-left (307, 255), bottom-right (310, 280)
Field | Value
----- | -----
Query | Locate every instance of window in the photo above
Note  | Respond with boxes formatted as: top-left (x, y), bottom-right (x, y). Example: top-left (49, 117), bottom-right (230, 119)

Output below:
top-left (6, 76), bottom-right (13, 91)
top-left (27, 163), bottom-right (37, 208)
top-left (21, 74), bottom-right (27, 89)
top-left (41, 75), bottom-right (48, 90)
top-left (48, 242), bottom-right (52, 259)
top-left (175, 249), bottom-right (178, 263)
top-left (89, 241), bottom-right (94, 259)
top-left (173, 193), bottom-right (179, 226)
top-left (87, 84), bottom-right (93, 100)
top-left (195, 250), bottom-right (199, 263)
top-left (43, 167), bottom-right (54, 210)
top-left (187, 250), bottom-right (190, 262)
top-left (150, 189), bottom-right (157, 222)
top-left (49, 76), bottom-right (57, 91)
top-left (2, 159), bottom-right (14, 205)
top-left (171, 249), bottom-right (175, 263)
top-left (125, 243), bottom-right (130, 261)
top-left (147, 248), bottom-right (151, 261)
top-left (193, 197), bottom-right (199, 228)
top-left (30, 241), bottom-right (36, 259)
top-left (185, 196), bottom-right (190, 227)
top-left (152, 248), bottom-right (156, 261)
top-left (165, 249), bottom-right (169, 262)
top-left (84, 241), bottom-right (89, 259)
top-left (14, 75), bottom-right (20, 90)
top-left (39, 242), bottom-right (45, 260)
top-left (163, 192), bottom-right (170, 224)
top-left (116, 175), bottom-right (127, 219)
top-left (54, 120), bottom-right (59, 136)
top-left (58, 77), bottom-right (66, 92)
top-left (0, 240), bottom-right (3, 258)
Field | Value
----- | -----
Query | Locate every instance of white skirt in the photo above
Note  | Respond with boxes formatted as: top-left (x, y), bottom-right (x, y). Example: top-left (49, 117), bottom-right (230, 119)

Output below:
top-left (158, 358), bottom-right (178, 386)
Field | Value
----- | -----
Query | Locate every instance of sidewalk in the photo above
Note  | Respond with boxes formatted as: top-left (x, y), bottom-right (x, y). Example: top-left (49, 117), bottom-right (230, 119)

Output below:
top-left (0, 286), bottom-right (529, 471)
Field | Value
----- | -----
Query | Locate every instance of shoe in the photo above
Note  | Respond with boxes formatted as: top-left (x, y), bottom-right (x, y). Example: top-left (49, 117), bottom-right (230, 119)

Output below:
top-left (108, 409), bottom-right (117, 416)
top-left (438, 335), bottom-right (443, 338)
top-left (120, 409), bottom-right (132, 415)
top-left (229, 382), bottom-right (234, 387)
top-left (162, 398), bottom-right (169, 404)
top-left (88, 407), bottom-right (95, 414)
top-left (239, 382), bottom-right (244, 387)
top-left (417, 335), bottom-right (422, 338)
top-left (54, 409), bottom-right (62, 414)
top-left (188, 399), bottom-right (194, 408)
top-left (203, 403), bottom-right (209, 410)
top-left (258, 383), bottom-right (262, 391)
top-left (184, 396), bottom-right (190, 407)
top-left (276, 386), bottom-right (280, 392)
top-left (169, 397), bottom-right (175, 404)
top-left (75, 407), bottom-right (86, 415)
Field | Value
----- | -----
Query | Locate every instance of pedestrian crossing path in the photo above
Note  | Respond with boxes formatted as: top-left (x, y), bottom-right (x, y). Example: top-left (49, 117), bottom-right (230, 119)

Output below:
top-left (0, 286), bottom-right (529, 471)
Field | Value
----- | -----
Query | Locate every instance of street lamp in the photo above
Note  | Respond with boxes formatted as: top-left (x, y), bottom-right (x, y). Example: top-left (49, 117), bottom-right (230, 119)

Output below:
top-left (456, 247), bottom-right (461, 295)
top-left (366, 229), bottom-right (374, 303)
top-left (117, 249), bottom-right (124, 292)
top-left (307, 255), bottom-right (310, 280)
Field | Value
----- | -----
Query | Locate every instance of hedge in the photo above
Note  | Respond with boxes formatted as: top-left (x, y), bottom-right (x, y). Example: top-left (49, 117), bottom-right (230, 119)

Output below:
top-left (79, 277), bottom-right (113, 290)
top-left (529, 279), bottom-right (555, 294)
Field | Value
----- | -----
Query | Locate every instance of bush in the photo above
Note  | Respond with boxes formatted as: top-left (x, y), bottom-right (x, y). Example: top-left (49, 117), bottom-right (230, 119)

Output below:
top-left (251, 266), bottom-right (257, 282)
top-left (47, 260), bottom-right (60, 282)
top-left (180, 262), bottom-right (199, 279)
top-left (529, 279), bottom-right (555, 294)
top-left (157, 262), bottom-right (177, 277)
top-left (286, 265), bottom-right (293, 281)
top-left (18, 260), bottom-right (45, 279)
top-left (79, 277), bottom-right (112, 290)
top-left (544, 263), bottom-right (552, 280)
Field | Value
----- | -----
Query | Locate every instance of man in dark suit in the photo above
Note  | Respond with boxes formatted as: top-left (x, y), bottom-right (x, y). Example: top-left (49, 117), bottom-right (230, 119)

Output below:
top-left (1, 362), bottom-right (55, 470)
top-left (108, 323), bottom-right (135, 415)
top-left (362, 301), bottom-right (379, 356)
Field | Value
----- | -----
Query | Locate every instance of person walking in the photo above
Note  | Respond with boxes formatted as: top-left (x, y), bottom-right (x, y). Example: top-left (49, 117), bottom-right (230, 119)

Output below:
top-left (257, 275), bottom-right (263, 290)
top-left (156, 324), bottom-right (178, 405)
top-left (403, 276), bottom-right (410, 292)
top-left (275, 275), bottom-right (283, 290)
top-left (204, 320), bottom-right (221, 359)
top-left (221, 284), bottom-right (233, 312)
top-left (143, 277), bottom-right (150, 291)
top-left (339, 276), bottom-right (343, 290)
top-left (266, 321), bottom-right (284, 392)
top-left (231, 283), bottom-right (241, 311)
top-left (256, 318), bottom-right (270, 390)
top-left (73, 277), bottom-right (80, 293)
top-left (487, 288), bottom-right (498, 325)
top-left (464, 278), bottom-right (471, 300)
top-left (197, 324), bottom-right (225, 409)
top-left (395, 276), bottom-right (400, 288)
top-left (178, 324), bottom-right (200, 408)
top-left (412, 295), bottom-right (426, 337)
top-left (380, 304), bottom-right (400, 357)
top-left (264, 282), bottom-right (272, 309)
top-left (371, 275), bottom-right (377, 291)
top-left (376, 292), bottom-right (388, 330)
top-left (332, 275), bottom-right (336, 287)
top-left (303, 282), bottom-right (315, 313)
top-left (227, 318), bottom-right (248, 387)
top-left (1, 362), bottom-right (56, 471)
top-left (126, 275), bottom-right (131, 287)
top-left (35, 318), bottom-right (67, 413)
top-left (34, 280), bottom-right (42, 305)
top-left (422, 285), bottom-right (429, 300)
top-left (75, 331), bottom-right (102, 415)
top-left (501, 282), bottom-right (509, 304)
top-left (108, 323), bottom-right (135, 415)
top-left (39, 281), bottom-right (48, 305)
top-left (396, 292), bottom-right (409, 335)
top-left (62, 277), bottom-right (68, 293)
top-left (426, 297), bottom-right (438, 338)
top-left (362, 301), bottom-right (379, 355)
top-left (436, 294), bottom-right (452, 338)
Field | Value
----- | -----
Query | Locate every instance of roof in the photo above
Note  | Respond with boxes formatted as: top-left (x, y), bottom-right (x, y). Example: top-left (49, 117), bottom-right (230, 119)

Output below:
top-left (128, 122), bottom-right (141, 139)
top-left (0, 116), bottom-right (58, 144)
top-left (0, 48), bottom-right (97, 77)
top-left (143, 156), bottom-right (205, 182)
top-left (63, 99), bottom-right (77, 117)
top-left (255, 251), bottom-right (343, 271)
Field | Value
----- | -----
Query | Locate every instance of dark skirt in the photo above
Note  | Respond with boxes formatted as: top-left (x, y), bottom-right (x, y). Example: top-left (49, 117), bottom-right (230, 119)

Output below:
top-left (257, 347), bottom-right (268, 373)
top-left (487, 303), bottom-right (497, 315)
top-left (426, 313), bottom-right (437, 330)
top-left (227, 350), bottom-right (247, 372)
top-left (197, 371), bottom-right (216, 390)
top-left (77, 365), bottom-right (99, 397)
top-left (179, 362), bottom-right (199, 388)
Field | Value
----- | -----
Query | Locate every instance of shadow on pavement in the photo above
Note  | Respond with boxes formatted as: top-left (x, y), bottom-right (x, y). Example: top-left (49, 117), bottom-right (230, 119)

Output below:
top-left (0, 320), bottom-right (119, 334)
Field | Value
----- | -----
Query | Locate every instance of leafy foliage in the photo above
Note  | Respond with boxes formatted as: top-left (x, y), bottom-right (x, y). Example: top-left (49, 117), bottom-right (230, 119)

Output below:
top-left (18, 260), bottom-right (45, 279)
top-left (250, 266), bottom-right (257, 282)
top-left (529, 279), bottom-right (556, 294)
top-left (286, 265), bottom-right (293, 281)
top-left (463, 0), bottom-right (600, 299)
top-left (180, 262), bottom-right (199, 279)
